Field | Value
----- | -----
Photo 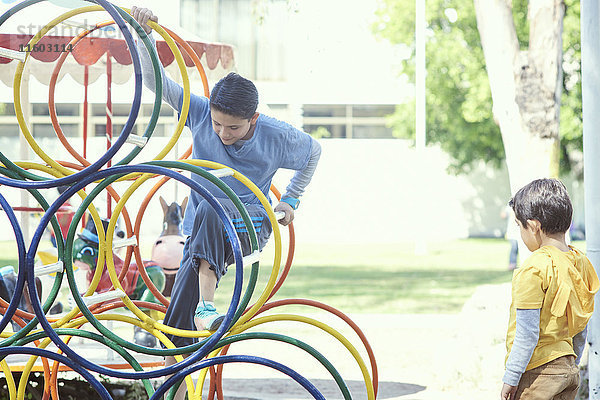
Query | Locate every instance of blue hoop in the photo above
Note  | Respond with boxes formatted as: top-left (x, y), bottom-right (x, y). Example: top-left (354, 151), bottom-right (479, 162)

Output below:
top-left (0, 0), bottom-right (143, 189)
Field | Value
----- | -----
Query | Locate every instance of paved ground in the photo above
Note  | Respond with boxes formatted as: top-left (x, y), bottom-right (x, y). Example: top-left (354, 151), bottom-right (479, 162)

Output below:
top-left (199, 283), bottom-right (513, 399)
top-left (5, 283), bottom-right (513, 399)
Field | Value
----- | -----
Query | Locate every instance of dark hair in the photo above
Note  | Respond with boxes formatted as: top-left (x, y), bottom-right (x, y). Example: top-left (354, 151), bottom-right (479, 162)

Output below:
top-left (509, 178), bottom-right (572, 235)
top-left (209, 72), bottom-right (258, 120)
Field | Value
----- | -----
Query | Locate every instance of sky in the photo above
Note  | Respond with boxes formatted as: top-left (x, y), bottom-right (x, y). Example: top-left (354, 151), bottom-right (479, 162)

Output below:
top-left (283, 0), bottom-right (411, 104)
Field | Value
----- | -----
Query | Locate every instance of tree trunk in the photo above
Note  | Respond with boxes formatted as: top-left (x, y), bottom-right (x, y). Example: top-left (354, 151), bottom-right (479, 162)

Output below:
top-left (473, 0), bottom-right (564, 194)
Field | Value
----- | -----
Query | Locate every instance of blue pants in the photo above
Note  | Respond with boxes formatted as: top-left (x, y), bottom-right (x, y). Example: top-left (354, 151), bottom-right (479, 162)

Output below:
top-left (509, 239), bottom-right (519, 265)
top-left (162, 198), bottom-right (272, 348)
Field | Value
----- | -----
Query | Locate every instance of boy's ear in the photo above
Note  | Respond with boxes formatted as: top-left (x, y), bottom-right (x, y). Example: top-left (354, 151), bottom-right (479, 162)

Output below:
top-left (526, 219), bottom-right (542, 233)
top-left (250, 112), bottom-right (259, 124)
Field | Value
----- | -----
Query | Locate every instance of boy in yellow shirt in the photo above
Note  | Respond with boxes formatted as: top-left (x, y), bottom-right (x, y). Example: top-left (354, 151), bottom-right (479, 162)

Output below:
top-left (501, 178), bottom-right (599, 400)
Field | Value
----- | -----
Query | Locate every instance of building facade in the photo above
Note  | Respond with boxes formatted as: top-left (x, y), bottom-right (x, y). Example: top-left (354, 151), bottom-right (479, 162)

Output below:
top-left (179, 0), bottom-right (404, 139)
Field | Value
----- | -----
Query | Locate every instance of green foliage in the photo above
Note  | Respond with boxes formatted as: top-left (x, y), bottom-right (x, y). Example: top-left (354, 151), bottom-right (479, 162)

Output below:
top-left (308, 126), bottom-right (331, 139)
top-left (512, 0), bottom-right (529, 47)
top-left (374, 0), bottom-right (582, 176)
top-left (560, 1), bottom-right (583, 177)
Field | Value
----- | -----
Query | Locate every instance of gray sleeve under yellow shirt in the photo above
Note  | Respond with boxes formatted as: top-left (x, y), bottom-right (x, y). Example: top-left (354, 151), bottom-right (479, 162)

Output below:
top-left (503, 308), bottom-right (586, 387)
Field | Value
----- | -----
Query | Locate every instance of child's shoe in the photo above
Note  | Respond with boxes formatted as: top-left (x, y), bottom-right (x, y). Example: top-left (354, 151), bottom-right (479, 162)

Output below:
top-left (194, 303), bottom-right (225, 331)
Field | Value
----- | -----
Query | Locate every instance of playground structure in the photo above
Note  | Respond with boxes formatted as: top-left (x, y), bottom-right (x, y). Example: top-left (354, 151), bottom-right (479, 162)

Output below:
top-left (0, 1), bottom-right (378, 399)
top-left (153, 196), bottom-right (188, 297)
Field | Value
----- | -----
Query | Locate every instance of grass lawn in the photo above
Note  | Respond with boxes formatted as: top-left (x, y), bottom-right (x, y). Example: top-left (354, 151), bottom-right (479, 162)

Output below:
top-left (214, 238), bottom-right (519, 314)
top-left (0, 239), bottom-right (585, 315)
top-left (0, 240), bottom-right (55, 270)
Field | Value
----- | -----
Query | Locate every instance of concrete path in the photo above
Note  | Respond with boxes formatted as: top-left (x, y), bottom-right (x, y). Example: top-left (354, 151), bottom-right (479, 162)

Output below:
top-left (210, 284), bottom-right (512, 399)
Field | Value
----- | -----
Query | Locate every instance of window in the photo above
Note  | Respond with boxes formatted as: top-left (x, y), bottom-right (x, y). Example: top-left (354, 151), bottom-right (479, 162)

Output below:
top-left (352, 105), bottom-right (395, 118)
top-left (33, 104), bottom-right (49, 116)
top-left (266, 104), bottom-right (288, 111)
top-left (111, 104), bottom-right (134, 117)
top-left (92, 104), bottom-right (105, 117)
top-left (56, 104), bottom-right (79, 117)
top-left (0, 124), bottom-right (19, 137)
top-left (33, 103), bottom-right (79, 117)
top-left (0, 103), bottom-right (15, 116)
top-left (94, 124), bottom-right (138, 137)
top-left (0, 102), bottom-right (178, 140)
top-left (303, 105), bottom-right (346, 118)
top-left (93, 103), bottom-right (133, 117)
top-left (33, 124), bottom-right (58, 138)
top-left (146, 124), bottom-right (168, 137)
top-left (55, 124), bottom-right (78, 137)
top-left (143, 104), bottom-right (177, 117)
top-left (302, 104), bottom-right (394, 139)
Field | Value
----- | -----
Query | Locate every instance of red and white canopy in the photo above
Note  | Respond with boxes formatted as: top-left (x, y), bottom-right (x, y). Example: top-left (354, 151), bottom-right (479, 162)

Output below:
top-left (0, 32), bottom-right (235, 86)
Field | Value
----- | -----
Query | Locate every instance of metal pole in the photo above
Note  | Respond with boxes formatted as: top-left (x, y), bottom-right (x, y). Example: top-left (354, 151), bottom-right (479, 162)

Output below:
top-left (106, 51), bottom-right (112, 218)
top-left (415, 0), bottom-right (426, 151)
top-left (414, 0), bottom-right (427, 255)
top-left (581, 0), bottom-right (600, 397)
top-left (83, 64), bottom-right (89, 159)
top-left (20, 69), bottom-right (31, 244)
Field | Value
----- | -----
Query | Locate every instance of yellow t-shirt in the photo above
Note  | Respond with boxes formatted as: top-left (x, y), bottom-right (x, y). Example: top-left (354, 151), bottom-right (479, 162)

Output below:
top-left (505, 245), bottom-right (599, 370)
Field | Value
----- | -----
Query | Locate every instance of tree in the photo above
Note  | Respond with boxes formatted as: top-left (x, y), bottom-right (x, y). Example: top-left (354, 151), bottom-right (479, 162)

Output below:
top-left (474, 0), bottom-right (564, 192)
top-left (374, 0), bottom-right (583, 189)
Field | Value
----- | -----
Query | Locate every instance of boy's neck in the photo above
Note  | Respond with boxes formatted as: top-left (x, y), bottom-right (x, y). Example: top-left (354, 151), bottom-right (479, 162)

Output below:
top-left (242, 124), bottom-right (255, 140)
top-left (540, 232), bottom-right (570, 252)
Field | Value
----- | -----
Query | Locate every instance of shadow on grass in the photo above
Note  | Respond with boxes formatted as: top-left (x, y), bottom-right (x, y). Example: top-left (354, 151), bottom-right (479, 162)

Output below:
top-left (266, 265), bottom-right (513, 313)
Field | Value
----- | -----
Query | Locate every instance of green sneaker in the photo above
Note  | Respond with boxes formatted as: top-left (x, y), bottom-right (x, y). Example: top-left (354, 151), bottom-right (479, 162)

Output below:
top-left (194, 303), bottom-right (225, 331)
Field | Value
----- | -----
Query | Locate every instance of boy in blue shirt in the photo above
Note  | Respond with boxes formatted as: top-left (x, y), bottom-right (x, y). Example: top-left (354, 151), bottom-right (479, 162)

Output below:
top-left (131, 5), bottom-right (321, 385)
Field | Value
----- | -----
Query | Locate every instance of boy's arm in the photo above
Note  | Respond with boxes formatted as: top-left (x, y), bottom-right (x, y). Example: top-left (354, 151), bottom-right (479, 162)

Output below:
top-left (574, 325), bottom-right (588, 365)
top-left (503, 308), bottom-right (540, 387)
top-left (132, 6), bottom-right (189, 114)
top-left (135, 33), bottom-right (184, 113)
top-left (283, 137), bottom-right (321, 199)
top-left (274, 138), bottom-right (321, 225)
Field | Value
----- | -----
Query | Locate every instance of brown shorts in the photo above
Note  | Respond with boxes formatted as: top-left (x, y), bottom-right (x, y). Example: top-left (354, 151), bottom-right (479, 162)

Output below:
top-left (515, 355), bottom-right (580, 400)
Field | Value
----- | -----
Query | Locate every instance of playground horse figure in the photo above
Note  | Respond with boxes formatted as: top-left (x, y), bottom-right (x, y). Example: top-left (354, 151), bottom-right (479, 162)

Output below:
top-left (72, 217), bottom-right (165, 347)
top-left (151, 196), bottom-right (187, 297)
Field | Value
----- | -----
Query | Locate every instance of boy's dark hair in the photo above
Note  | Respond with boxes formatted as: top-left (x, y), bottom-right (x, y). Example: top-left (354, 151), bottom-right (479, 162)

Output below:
top-left (209, 72), bottom-right (258, 120)
top-left (509, 178), bottom-right (572, 234)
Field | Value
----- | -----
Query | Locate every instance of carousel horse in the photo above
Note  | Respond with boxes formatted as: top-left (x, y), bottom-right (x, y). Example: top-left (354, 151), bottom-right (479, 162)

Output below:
top-left (151, 196), bottom-right (187, 297)
top-left (72, 217), bottom-right (165, 347)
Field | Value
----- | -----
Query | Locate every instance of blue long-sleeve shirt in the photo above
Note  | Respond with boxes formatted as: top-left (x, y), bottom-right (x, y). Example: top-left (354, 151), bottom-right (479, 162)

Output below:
top-left (136, 34), bottom-right (321, 233)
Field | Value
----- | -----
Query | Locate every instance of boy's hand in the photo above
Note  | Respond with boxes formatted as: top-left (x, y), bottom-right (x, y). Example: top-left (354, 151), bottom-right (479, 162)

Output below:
top-left (131, 6), bottom-right (158, 34)
top-left (274, 201), bottom-right (294, 226)
top-left (501, 383), bottom-right (517, 399)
